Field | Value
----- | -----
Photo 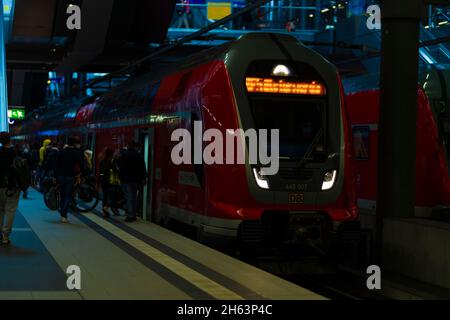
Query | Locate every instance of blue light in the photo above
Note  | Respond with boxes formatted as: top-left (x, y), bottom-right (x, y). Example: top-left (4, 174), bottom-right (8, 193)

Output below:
top-left (3, 0), bottom-right (13, 15)
top-left (0, 0), bottom-right (8, 131)
top-left (38, 130), bottom-right (60, 137)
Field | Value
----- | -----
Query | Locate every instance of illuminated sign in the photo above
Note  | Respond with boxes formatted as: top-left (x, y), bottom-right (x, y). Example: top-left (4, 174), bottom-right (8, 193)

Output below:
top-left (207, 2), bottom-right (231, 20)
top-left (8, 107), bottom-right (26, 120)
top-left (246, 78), bottom-right (326, 96)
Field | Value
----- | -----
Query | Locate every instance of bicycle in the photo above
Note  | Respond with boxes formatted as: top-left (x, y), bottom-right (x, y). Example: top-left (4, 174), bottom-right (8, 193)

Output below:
top-left (44, 175), bottom-right (99, 213)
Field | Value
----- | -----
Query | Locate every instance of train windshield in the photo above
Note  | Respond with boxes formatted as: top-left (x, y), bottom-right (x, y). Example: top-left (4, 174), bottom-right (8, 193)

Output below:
top-left (248, 96), bottom-right (325, 160)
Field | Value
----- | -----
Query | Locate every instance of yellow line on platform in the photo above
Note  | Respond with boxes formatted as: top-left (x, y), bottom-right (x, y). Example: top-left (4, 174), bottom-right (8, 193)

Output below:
top-left (85, 213), bottom-right (244, 300)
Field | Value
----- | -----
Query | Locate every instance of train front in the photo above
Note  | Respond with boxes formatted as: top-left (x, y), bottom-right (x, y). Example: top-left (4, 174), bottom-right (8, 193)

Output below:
top-left (221, 33), bottom-right (359, 255)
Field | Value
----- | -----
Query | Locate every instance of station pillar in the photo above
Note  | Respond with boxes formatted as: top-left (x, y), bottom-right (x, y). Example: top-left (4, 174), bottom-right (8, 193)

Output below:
top-left (375, 0), bottom-right (423, 263)
top-left (0, 0), bottom-right (9, 132)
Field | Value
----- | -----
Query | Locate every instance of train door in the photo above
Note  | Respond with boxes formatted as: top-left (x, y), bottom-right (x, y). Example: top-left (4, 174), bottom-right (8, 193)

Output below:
top-left (138, 129), bottom-right (155, 222)
top-left (352, 124), bottom-right (377, 212)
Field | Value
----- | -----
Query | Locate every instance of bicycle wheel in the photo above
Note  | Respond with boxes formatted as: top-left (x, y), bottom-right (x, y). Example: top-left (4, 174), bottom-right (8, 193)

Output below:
top-left (44, 186), bottom-right (60, 211)
top-left (73, 183), bottom-right (99, 213)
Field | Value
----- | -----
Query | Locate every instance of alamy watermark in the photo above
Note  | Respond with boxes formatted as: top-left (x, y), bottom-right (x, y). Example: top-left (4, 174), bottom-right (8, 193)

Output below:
top-left (366, 5), bottom-right (381, 30)
top-left (66, 265), bottom-right (81, 290)
top-left (171, 121), bottom-right (280, 176)
top-left (66, 4), bottom-right (81, 30)
top-left (366, 265), bottom-right (382, 290)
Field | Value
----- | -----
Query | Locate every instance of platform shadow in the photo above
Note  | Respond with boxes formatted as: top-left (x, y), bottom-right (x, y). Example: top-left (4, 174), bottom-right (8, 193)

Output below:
top-left (0, 245), bottom-right (36, 257)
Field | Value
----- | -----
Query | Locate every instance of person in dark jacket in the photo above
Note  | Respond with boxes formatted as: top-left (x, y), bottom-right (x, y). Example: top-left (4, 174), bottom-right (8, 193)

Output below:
top-left (55, 136), bottom-right (85, 223)
top-left (117, 141), bottom-right (147, 222)
top-left (43, 142), bottom-right (59, 178)
top-left (19, 144), bottom-right (34, 199)
top-left (0, 132), bottom-right (20, 245)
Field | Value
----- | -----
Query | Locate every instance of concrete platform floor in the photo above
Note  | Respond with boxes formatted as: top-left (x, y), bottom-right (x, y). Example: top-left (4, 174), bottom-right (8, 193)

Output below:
top-left (0, 189), bottom-right (325, 300)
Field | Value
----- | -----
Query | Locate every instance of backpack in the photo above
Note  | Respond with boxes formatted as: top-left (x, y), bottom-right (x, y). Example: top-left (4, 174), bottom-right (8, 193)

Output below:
top-left (109, 158), bottom-right (121, 186)
top-left (10, 156), bottom-right (32, 192)
top-left (109, 169), bottom-right (121, 186)
top-left (44, 148), bottom-right (58, 171)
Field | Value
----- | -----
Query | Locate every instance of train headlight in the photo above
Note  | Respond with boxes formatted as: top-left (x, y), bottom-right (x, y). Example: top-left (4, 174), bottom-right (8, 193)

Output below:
top-left (253, 168), bottom-right (270, 190)
top-left (321, 170), bottom-right (337, 191)
top-left (272, 64), bottom-right (291, 77)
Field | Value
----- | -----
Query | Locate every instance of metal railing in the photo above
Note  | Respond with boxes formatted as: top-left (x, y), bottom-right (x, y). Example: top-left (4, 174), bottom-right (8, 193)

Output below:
top-left (169, 3), bottom-right (321, 32)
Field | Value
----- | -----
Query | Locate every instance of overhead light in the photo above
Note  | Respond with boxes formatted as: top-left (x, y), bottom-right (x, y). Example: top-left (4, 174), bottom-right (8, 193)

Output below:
top-left (438, 21), bottom-right (448, 26)
top-left (321, 8), bottom-right (329, 13)
top-left (253, 168), bottom-right (270, 190)
top-left (272, 64), bottom-right (291, 77)
top-left (309, 14), bottom-right (314, 18)
top-left (321, 170), bottom-right (337, 191)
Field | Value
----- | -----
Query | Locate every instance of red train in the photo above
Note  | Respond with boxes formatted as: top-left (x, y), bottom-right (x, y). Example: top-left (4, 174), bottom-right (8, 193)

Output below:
top-left (12, 33), bottom-right (360, 255)
top-left (345, 66), bottom-right (450, 219)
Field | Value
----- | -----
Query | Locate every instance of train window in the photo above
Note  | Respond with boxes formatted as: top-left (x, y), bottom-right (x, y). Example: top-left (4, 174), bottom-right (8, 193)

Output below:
top-left (352, 126), bottom-right (370, 161)
top-left (248, 96), bottom-right (325, 161)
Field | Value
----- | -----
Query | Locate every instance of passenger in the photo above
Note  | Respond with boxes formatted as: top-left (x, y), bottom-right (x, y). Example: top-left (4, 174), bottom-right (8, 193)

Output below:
top-left (39, 139), bottom-right (51, 167)
top-left (242, 0), bottom-right (254, 29)
top-left (176, 0), bottom-right (191, 28)
top-left (0, 132), bottom-right (21, 245)
top-left (285, 19), bottom-right (296, 32)
top-left (38, 139), bottom-right (51, 191)
top-left (30, 143), bottom-right (40, 188)
top-left (109, 151), bottom-right (123, 216)
top-left (84, 149), bottom-right (93, 176)
top-left (98, 148), bottom-right (116, 217)
top-left (18, 145), bottom-right (34, 199)
top-left (55, 136), bottom-right (85, 223)
top-left (43, 142), bottom-right (59, 179)
top-left (117, 141), bottom-right (147, 222)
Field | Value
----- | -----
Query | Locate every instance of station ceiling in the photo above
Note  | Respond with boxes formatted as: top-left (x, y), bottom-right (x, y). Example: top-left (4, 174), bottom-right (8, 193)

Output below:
top-left (6, 0), bottom-right (177, 72)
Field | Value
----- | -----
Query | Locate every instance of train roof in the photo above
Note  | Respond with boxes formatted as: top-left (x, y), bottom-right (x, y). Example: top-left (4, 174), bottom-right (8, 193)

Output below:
top-left (102, 32), bottom-right (303, 97)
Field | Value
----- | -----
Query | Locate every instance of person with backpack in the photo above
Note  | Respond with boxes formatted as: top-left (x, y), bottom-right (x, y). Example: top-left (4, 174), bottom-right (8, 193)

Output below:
top-left (117, 141), bottom-right (147, 222)
top-left (43, 142), bottom-right (59, 178)
top-left (55, 136), bottom-right (85, 223)
top-left (0, 132), bottom-right (31, 245)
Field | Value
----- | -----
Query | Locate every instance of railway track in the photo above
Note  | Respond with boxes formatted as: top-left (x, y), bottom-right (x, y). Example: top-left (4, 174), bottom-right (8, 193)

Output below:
top-left (166, 220), bottom-right (384, 300)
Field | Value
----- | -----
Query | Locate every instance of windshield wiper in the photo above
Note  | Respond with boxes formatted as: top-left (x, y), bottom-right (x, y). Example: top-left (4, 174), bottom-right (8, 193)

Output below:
top-left (296, 127), bottom-right (325, 168)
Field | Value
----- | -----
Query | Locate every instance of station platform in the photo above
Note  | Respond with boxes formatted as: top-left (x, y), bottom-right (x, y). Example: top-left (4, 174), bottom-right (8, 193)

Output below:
top-left (0, 189), bottom-right (324, 300)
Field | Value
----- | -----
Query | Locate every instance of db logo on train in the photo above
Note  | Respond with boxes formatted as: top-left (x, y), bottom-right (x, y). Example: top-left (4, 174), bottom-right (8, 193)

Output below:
top-left (288, 193), bottom-right (304, 204)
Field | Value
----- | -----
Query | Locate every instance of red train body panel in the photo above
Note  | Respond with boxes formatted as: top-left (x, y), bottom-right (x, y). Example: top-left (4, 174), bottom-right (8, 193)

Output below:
top-left (346, 89), bottom-right (450, 216)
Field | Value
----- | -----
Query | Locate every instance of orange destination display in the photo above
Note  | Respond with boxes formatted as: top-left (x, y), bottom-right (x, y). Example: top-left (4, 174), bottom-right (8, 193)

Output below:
top-left (246, 77), bottom-right (326, 95)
